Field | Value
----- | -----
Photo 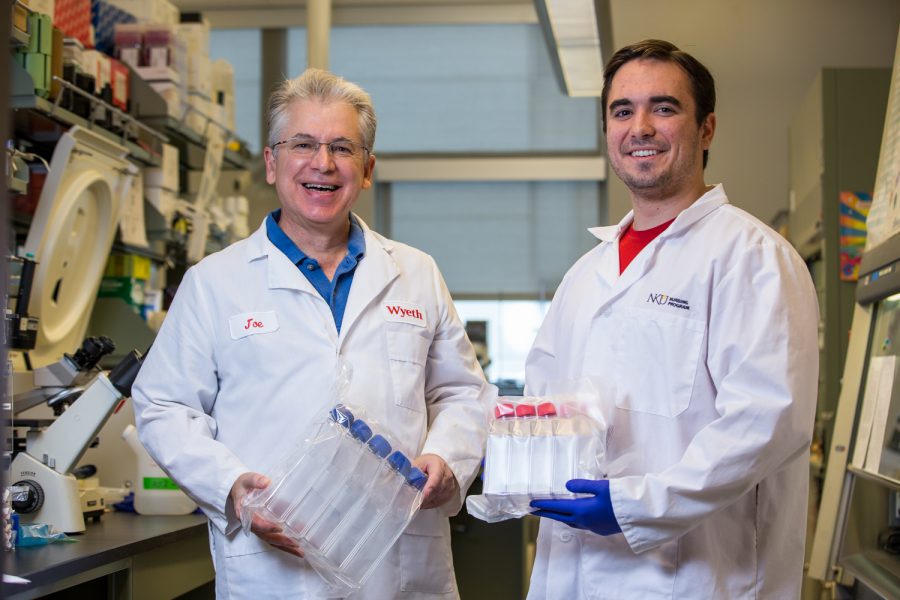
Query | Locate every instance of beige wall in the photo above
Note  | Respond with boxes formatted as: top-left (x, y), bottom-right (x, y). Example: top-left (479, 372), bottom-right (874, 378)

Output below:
top-left (605, 0), bottom-right (899, 225)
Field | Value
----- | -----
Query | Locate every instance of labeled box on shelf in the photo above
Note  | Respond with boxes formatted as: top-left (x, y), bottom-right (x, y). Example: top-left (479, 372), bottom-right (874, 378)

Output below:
top-left (61, 36), bottom-right (84, 67)
top-left (107, 0), bottom-right (178, 26)
top-left (104, 254), bottom-right (152, 280)
top-left (19, 51), bottom-right (51, 97)
top-left (185, 53), bottom-right (212, 98)
top-left (145, 186), bottom-right (178, 224)
top-left (143, 24), bottom-right (174, 67)
top-left (50, 26), bottom-right (63, 100)
top-left (25, 0), bottom-right (56, 18)
top-left (26, 12), bottom-right (53, 54)
top-left (90, 0), bottom-right (136, 55)
top-left (109, 57), bottom-right (128, 110)
top-left (113, 22), bottom-right (141, 67)
top-left (13, 2), bottom-right (29, 33)
top-left (134, 65), bottom-right (179, 84)
top-left (148, 82), bottom-right (181, 118)
top-left (54, 0), bottom-right (91, 47)
top-left (98, 276), bottom-right (145, 313)
top-left (143, 143), bottom-right (178, 191)
top-left (175, 16), bottom-right (209, 56)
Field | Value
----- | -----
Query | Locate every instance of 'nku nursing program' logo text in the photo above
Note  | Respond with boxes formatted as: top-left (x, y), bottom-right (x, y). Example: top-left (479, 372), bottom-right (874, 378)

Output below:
top-left (647, 293), bottom-right (690, 311)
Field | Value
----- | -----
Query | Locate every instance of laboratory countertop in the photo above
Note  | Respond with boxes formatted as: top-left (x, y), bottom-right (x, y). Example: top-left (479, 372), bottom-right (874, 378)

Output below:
top-left (2, 511), bottom-right (209, 595)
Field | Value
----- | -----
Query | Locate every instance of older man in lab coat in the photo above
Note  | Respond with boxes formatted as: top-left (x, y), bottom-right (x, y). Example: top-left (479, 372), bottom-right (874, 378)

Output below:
top-left (525, 40), bottom-right (818, 598)
top-left (132, 69), bottom-right (490, 599)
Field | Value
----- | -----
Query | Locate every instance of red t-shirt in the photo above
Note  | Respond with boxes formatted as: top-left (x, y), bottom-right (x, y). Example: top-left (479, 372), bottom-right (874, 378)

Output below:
top-left (618, 218), bottom-right (676, 274)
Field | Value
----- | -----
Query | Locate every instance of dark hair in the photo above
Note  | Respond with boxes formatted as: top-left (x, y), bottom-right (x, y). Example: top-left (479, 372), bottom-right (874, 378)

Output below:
top-left (601, 39), bottom-right (716, 168)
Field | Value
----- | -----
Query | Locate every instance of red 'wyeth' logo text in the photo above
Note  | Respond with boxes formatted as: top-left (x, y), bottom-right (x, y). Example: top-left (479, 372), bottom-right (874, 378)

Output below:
top-left (244, 318), bottom-right (264, 330)
top-left (385, 305), bottom-right (423, 320)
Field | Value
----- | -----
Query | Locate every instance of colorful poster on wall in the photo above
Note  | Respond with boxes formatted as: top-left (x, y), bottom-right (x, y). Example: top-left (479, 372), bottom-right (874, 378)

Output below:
top-left (840, 191), bottom-right (873, 281)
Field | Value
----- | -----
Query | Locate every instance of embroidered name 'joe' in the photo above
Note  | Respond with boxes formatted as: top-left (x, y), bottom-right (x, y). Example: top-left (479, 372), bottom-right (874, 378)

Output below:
top-left (229, 311), bottom-right (279, 339)
top-left (383, 302), bottom-right (427, 328)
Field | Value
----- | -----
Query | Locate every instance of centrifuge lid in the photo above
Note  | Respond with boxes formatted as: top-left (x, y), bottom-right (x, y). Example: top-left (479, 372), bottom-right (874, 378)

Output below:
top-left (23, 126), bottom-right (132, 369)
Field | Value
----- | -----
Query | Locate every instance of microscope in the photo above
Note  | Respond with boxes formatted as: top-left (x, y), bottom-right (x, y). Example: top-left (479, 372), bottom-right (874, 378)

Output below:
top-left (7, 256), bottom-right (144, 533)
top-left (9, 347), bottom-right (143, 533)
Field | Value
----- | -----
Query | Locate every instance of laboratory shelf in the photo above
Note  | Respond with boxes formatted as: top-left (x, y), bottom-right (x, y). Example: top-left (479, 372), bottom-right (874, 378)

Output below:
top-left (11, 26), bottom-right (29, 48)
top-left (142, 115), bottom-right (252, 171)
top-left (841, 550), bottom-right (900, 600)
top-left (11, 93), bottom-right (162, 168)
top-left (11, 0), bottom-right (32, 48)
top-left (847, 464), bottom-right (900, 492)
top-left (9, 57), bottom-right (170, 168)
top-left (111, 241), bottom-right (168, 264)
top-left (224, 146), bottom-right (253, 170)
top-left (143, 115), bottom-right (205, 147)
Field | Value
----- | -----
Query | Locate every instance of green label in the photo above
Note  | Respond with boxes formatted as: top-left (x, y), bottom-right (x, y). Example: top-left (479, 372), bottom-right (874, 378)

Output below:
top-left (143, 477), bottom-right (180, 490)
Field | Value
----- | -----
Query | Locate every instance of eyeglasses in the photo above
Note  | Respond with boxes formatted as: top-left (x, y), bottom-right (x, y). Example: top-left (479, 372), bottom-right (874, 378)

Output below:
top-left (271, 135), bottom-right (370, 159)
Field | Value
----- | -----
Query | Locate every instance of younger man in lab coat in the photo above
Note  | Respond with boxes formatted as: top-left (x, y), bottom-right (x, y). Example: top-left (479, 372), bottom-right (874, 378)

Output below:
top-left (525, 39), bottom-right (818, 598)
top-left (132, 69), bottom-right (490, 599)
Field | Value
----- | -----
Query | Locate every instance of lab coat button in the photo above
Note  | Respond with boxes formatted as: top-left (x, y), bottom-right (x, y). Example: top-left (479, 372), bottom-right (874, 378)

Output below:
top-left (559, 531), bottom-right (573, 542)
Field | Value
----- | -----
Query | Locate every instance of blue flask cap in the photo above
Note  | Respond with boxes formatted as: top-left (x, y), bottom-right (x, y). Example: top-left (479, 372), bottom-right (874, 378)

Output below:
top-left (406, 467), bottom-right (427, 491)
top-left (350, 419), bottom-right (373, 442)
top-left (387, 451), bottom-right (411, 477)
top-left (367, 434), bottom-right (392, 458)
top-left (329, 404), bottom-right (354, 428)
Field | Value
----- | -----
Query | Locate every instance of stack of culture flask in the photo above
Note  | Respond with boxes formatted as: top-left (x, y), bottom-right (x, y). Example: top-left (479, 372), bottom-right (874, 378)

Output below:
top-left (240, 404), bottom-right (426, 592)
top-left (468, 394), bottom-right (605, 522)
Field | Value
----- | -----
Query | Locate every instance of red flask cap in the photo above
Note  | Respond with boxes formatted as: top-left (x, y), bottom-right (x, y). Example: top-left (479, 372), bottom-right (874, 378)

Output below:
top-left (494, 403), bottom-right (516, 419)
top-left (537, 402), bottom-right (557, 417)
top-left (515, 404), bottom-right (537, 418)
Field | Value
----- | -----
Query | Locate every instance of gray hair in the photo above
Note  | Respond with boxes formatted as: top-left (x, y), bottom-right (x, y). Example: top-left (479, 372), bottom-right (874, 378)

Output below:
top-left (266, 68), bottom-right (377, 153)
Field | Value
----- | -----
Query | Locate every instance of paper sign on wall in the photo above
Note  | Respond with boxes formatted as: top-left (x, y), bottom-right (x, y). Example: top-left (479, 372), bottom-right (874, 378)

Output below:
top-left (852, 355), bottom-right (898, 472)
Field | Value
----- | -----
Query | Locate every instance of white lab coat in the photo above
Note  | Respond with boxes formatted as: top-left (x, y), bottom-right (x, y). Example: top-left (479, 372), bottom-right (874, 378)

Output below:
top-left (525, 185), bottom-right (818, 599)
top-left (132, 216), bottom-right (490, 599)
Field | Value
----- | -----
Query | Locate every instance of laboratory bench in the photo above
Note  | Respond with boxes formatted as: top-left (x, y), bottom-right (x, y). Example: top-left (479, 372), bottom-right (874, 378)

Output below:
top-left (2, 512), bottom-right (214, 599)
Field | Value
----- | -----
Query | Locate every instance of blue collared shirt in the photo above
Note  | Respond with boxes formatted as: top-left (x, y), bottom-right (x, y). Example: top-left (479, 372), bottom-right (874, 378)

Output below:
top-left (265, 209), bottom-right (366, 334)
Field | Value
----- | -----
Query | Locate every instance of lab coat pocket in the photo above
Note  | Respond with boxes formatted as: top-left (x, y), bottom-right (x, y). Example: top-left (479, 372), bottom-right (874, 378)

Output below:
top-left (399, 511), bottom-right (456, 594)
top-left (581, 533), bottom-right (677, 599)
top-left (611, 306), bottom-right (705, 417)
top-left (219, 526), bottom-right (275, 558)
top-left (387, 331), bottom-right (430, 413)
top-left (213, 527), bottom-right (313, 598)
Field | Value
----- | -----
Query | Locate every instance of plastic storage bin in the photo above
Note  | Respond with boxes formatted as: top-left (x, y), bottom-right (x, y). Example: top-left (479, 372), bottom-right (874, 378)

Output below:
top-left (241, 405), bottom-right (425, 593)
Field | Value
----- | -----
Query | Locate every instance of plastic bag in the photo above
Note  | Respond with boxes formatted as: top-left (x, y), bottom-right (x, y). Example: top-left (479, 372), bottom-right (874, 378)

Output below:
top-left (467, 379), bottom-right (612, 522)
top-left (16, 523), bottom-right (77, 547)
top-left (3, 487), bottom-right (18, 551)
top-left (240, 362), bottom-right (427, 595)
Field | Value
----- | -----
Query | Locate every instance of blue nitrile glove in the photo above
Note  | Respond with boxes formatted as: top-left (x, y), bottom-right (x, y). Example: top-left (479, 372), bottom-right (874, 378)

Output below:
top-left (530, 479), bottom-right (621, 536)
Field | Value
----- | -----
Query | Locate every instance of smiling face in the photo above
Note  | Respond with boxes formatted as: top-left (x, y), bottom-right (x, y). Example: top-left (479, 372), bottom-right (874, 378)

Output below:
top-left (264, 99), bottom-right (375, 241)
top-left (605, 58), bottom-right (715, 206)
